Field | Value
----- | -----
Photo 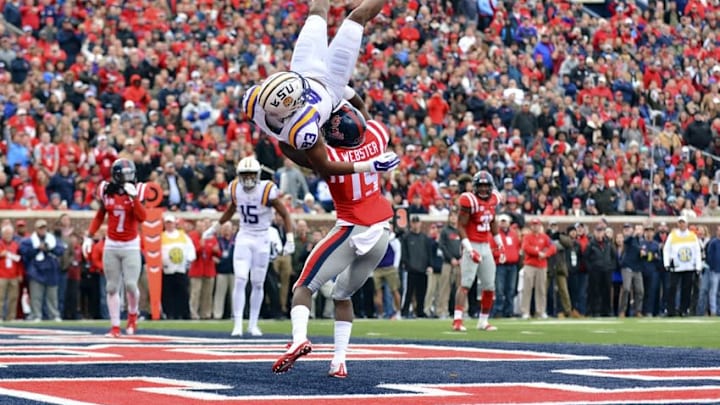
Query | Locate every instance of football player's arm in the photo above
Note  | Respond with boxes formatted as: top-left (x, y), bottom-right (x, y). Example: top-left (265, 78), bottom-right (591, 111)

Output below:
top-left (279, 141), bottom-right (313, 170)
top-left (271, 197), bottom-right (294, 236)
top-left (347, 90), bottom-right (370, 120)
top-left (457, 207), bottom-right (473, 254)
top-left (131, 198), bottom-right (147, 222)
top-left (491, 218), bottom-right (505, 250)
top-left (304, 138), bottom-right (358, 176)
top-left (217, 202), bottom-right (236, 225)
top-left (87, 205), bottom-right (107, 238)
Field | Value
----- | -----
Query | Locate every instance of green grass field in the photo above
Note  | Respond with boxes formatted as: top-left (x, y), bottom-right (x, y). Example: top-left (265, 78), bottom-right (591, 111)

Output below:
top-left (22, 317), bottom-right (720, 349)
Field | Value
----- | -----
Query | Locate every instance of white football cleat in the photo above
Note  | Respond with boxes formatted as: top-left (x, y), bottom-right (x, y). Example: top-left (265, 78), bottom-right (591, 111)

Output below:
top-left (231, 325), bottom-right (243, 337)
top-left (477, 322), bottom-right (498, 331)
top-left (328, 362), bottom-right (348, 378)
top-left (249, 326), bottom-right (263, 337)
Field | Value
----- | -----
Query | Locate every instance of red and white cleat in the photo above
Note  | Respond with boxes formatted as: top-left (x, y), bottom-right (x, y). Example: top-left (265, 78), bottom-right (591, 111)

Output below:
top-left (106, 326), bottom-right (121, 338)
top-left (126, 313), bottom-right (138, 335)
top-left (477, 322), bottom-right (498, 331)
top-left (328, 362), bottom-right (348, 379)
top-left (272, 340), bottom-right (312, 374)
top-left (452, 319), bottom-right (467, 332)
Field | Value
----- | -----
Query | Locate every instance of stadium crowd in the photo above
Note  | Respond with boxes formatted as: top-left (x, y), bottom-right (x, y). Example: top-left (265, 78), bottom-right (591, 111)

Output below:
top-left (1, 0), bottom-right (720, 322)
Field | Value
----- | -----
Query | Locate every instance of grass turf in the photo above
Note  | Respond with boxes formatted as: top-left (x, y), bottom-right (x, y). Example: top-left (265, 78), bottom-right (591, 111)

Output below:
top-left (20, 317), bottom-right (720, 349)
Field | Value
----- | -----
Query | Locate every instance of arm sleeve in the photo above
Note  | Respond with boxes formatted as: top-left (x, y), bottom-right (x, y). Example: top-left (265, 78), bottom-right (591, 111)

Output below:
top-left (663, 234), bottom-right (672, 268)
top-left (390, 238), bottom-right (402, 269)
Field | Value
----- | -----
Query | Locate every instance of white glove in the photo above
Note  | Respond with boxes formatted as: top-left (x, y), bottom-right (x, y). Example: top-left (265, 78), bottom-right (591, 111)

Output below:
top-left (283, 233), bottom-right (295, 255)
top-left (123, 183), bottom-right (138, 198)
top-left (369, 152), bottom-right (400, 172)
top-left (202, 221), bottom-right (220, 240)
top-left (82, 237), bottom-right (93, 258)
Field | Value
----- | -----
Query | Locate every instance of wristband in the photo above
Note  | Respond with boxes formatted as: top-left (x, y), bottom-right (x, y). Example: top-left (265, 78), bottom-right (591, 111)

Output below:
top-left (461, 238), bottom-right (473, 253)
top-left (353, 161), bottom-right (372, 173)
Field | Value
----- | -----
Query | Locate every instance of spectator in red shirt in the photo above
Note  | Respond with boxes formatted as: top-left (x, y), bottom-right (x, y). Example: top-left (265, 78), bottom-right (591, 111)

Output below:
top-left (407, 170), bottom-right (439, 211)
top-left (520, 218), bottom-right (557, 319)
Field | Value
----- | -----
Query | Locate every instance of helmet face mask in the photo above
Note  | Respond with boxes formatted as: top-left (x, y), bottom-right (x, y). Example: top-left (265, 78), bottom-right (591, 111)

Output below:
top-left (323, 101), bottom-right (366, 149)
top-left (258, 71), bottom-right (310, 122)
top-left (473, 171), bottom-right (494, 200)
top-left (111, 158), bottom-right (136, 184)
top-left (236, 157), bottom-right (262, 191)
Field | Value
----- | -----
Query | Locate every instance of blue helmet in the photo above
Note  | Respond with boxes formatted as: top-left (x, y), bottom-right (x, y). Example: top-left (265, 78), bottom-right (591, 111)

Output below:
top-left (111, 158), bottom-right (136, 184)
top-left (322, 101), bottom-right (366, 149)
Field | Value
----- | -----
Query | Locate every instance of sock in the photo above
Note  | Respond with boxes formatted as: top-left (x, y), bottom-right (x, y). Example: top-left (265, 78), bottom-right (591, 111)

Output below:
top-left (232, 278), bottom-right (248, 329)
top-left (107, 292), bottom-right (120, 327)
top-left (479, 290), bottom-right (495, 324)
top-left (478, 313), bottom-right (489, 326)
top-left (453, 306), bottom-right (464, 321)
top-left (290, 305), bottom-right (310, 346)
top-left (126, 287), bottom-right (139, 315)
top-left (248, 282), bottom-right (264, 329)
top-left (332, 321), bottom-right (352, 365)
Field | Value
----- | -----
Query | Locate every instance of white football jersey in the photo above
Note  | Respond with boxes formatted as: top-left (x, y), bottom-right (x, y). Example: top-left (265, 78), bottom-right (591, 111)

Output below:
top-left (228, 179), bottom-right (279, 234)
top-left (242, 79), bottom-right (332, 150)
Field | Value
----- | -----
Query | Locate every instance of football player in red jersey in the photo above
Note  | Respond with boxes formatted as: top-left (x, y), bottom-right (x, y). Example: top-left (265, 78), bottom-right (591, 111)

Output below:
top-left (274, 100), bottom-right (393, 378)
top-left (452, 171), bottom-right (506, 332)
top-left (82, 158), bottom-right (147, 337)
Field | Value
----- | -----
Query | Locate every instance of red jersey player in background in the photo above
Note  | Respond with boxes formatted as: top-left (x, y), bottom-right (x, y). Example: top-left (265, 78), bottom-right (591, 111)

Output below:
top-left (453, 171), bottom-right (506, 332)
top-left (274, 100), bottom-right (393, 378)
top-left (82, 158), bottom-right (147, 337)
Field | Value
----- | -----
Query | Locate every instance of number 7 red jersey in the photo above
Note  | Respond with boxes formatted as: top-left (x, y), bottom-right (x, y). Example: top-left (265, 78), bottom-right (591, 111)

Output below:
top-left (96, 181), bottom-right (146, 248)
top-left (458, 190), bottom-right (501, 243)
top-left (325, 120), bottom-right (393, 226)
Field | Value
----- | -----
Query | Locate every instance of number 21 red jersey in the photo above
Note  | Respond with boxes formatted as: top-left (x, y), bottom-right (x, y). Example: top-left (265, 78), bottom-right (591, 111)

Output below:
top-left (325, 120), bottom-right (393, 226)
top-left (458, 190), bottom-right (501, 243)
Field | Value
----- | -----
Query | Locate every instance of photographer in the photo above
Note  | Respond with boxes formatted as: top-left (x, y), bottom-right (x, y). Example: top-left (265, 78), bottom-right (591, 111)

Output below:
top-left (19, 220), bottom-right (65, 321)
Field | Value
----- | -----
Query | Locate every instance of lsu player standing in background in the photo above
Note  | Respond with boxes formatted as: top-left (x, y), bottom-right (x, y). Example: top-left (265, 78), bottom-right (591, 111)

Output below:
top-left (273, 100), bottom-right (393, 378)
top-left (452, 171), bottom-right (506, 332)
top-left (83, 158), bottom-right (147, 337)
top-left (241, 0), bottom-right (399, 178)
top-left (202, 157), bottom-right (294, 337)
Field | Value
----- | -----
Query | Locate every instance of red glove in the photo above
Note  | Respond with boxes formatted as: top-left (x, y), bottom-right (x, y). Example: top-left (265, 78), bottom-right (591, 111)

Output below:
top-left (469, 249), bottom-right (482, 263)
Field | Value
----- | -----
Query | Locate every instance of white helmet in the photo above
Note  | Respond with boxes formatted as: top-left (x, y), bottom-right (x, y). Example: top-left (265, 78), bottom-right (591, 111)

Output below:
top-left (257, 71), bottom-right (308, 122)
top-left (236, 157), bottom-right (261, 190)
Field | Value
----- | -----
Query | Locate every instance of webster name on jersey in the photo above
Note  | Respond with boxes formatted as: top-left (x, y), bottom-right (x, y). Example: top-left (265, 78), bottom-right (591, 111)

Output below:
top-left (337, 141), bottom-right (380, 162)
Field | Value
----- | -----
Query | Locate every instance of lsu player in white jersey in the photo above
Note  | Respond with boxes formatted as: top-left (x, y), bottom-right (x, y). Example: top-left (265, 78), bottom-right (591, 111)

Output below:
top-left (241, 0), bottom-right (399, 178)
top-left (202, 157), bottom-right (294, 337)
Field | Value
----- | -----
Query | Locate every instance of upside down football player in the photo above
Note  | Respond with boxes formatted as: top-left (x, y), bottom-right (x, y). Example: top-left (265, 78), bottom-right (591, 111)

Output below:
top-left (453, 171), bottom-right (506, 332)
top-left (273, 100), bottom-right (393, 378)
top-left (83, 158), bottom-right (147, 337)
top-left (241, 0), bottom-right (399, 177)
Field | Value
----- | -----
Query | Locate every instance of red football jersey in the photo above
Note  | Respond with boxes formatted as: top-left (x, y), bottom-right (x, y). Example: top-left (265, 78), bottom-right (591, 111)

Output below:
top-left (97, 181), bottom-right (141, 242)
top-left (458, 190), bottom-right (501, 243)
top-left (325, 120), bottom-right (393, 226)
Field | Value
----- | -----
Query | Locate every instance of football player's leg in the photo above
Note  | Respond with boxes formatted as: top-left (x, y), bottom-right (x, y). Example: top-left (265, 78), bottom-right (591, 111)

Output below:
top-left (454, 253), bottom-right (478, 329)
top-left (247, 246), bottom-right (270, 334)
top-left (476, 244), bottom-right (497, 329)
top-left (290, 0), bottom-right (329, 81)
top-left (232, 240), bottom-right (253, 336)
top-left (121, 249), bottom-right (142, 316)
top-left (330, 229), bottom-right (388, 374)
top-left (103, 250), bottom-right (122, 328)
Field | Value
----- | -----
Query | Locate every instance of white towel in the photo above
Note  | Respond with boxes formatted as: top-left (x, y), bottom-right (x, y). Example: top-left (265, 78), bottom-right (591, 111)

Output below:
top-left (31, 232), bottom-right (56, 262)
top-left (349, 223), bottom-right (389, 256)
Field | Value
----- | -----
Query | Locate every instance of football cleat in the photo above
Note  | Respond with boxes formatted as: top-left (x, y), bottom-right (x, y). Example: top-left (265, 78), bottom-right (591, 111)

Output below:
top-left (106, 326), bottom-right (121, 338)
top-left (477, 322), bottom-right (498, 331)
top-left (249, 326), bottom-right (263, 337)
top-left (126, 313), bottom-right (138, 335)
top-left (272, 340), bottom-right (312, 374)
top-left (328, 362), bottom-right (348, 379)
top-left (452, 319), bottom-right (467, 332)
top-left (231, 325), bottom-right (243, 337)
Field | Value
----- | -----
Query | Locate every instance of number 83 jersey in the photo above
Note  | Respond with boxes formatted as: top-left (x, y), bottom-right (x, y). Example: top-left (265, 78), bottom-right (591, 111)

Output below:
top-left (458, 191), bottom-right (501, 244)
top-left (228, 179), bottom-right (279, 234)
top-left (242, 79), bottom-right (331, 151)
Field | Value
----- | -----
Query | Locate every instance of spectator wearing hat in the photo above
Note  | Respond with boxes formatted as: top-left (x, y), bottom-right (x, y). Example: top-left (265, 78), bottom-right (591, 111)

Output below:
top-left (492, 214), bottom-right (521, 318)
top-left (619, 224), bottom-right (645, 318)
top-left (520, 219), bottom-right (557, 319)
top-left (640, 223), bottom-right (662, 316)
top-left (401, 215), bottom-right (433, 318)
top-left (160, 213), bottom-right (196, 320)
top-left (663, 216), bottom-right (703, 317)
top-left (19, 219), bottom-right (65, 321)
top-left (584, 222), bottom-right (617, 317)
